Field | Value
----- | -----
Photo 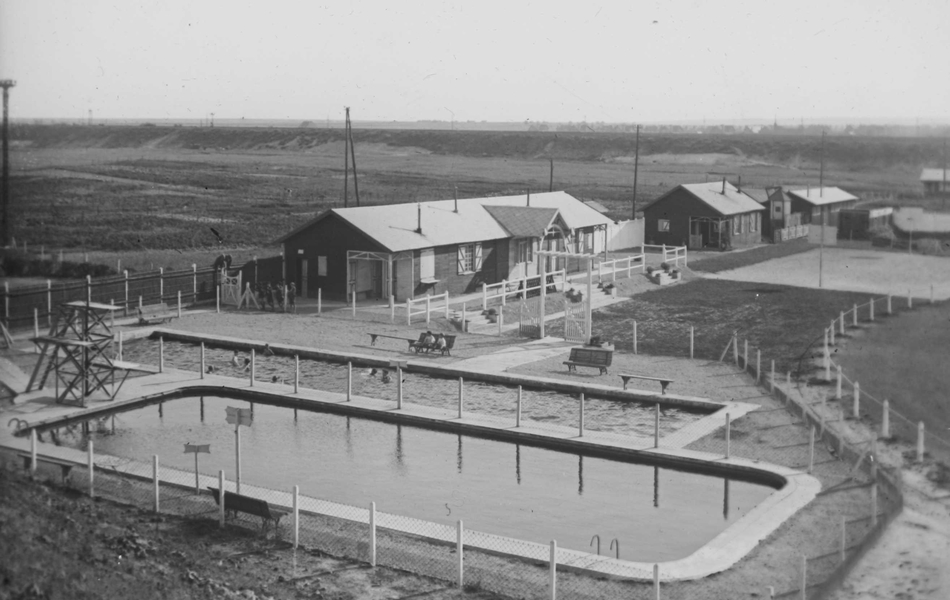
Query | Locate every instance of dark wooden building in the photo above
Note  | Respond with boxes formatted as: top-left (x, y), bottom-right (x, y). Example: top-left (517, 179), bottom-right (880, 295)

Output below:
top-left (786, 187), bottom-right (859, 227)
top-left (642, 181), bottom-right (765, 250)
top-left (276, 192), bottom-right (614, 301)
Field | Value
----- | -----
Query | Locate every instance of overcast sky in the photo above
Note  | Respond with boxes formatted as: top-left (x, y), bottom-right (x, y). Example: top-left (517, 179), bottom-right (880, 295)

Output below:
top-left (2, 0), bottom-right (949, 124)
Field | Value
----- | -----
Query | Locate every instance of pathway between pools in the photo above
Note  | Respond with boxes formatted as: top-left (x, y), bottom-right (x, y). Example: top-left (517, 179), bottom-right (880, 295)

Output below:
top-left (450, 336), bottom-right (579, 373)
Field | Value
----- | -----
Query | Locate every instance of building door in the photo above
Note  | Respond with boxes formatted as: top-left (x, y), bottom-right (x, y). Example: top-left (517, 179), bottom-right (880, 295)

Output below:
top-left (299, 259), bottom-right (308, 299)
top-left (689, 219), bottom-right (703, 249)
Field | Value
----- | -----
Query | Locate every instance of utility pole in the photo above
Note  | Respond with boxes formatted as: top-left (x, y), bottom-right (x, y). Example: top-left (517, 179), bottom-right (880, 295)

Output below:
top-left (632, 124), bottom-right (640, 219)
top-left (549, 158), bottom-right (554, 192)
top-left (943, 132), bottom-right (947, 210)
top-left (347, 108), bottom-right (360, 206)
top-left (343, 108), bottom-right (350, 208)
top-left (210, 113), bottom-right (215, 128)
top-left (819, 130), bottom-right (825, 195)
top-left (1, 80), bottom-right (15, 248)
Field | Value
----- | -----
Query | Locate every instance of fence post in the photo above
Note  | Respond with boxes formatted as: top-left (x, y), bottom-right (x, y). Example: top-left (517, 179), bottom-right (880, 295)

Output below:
top-left (406, 299), bottom-right (411, 326)
top-left (461, 302), bottom-right (467, 333)
top-left (800, 555), bottom-right (807, 600)
top-left (653, 563), bottom-right (660, 600)
top-left (158, 268), bottom-right (164, 302)
top-left (742, 339), bottom-right (749, 370)
top-left (852, 303), bottom-right (857, 327)
top-left (218, 470), bottom-right (226, 527)
top-left (756, 349), bottom-right (761, 383)
top-left (369, 501), bottom-right (377, 566)
top-left (292, 485), bottom-right (300, 549)
top-left (46, 279), bottom-right (52, 325)
top-left (200, 342), bottom-right (205, 379)
top-left (840, 516), bottom-right (846, 564)
top-left (501, 280), bottom-right (507, 306)
top-left (87, 440), bottom-right (94, 498)
top-left (770, 359), bottom-right (776, 393)
top-left (152, 455), bottom-right (160, 513)
top-left (725, 413), bottom-right (731, 458)
top-left (833, 365), bottom-right (841, 400)
top-left (881, 399), bottom-right (890, 437)
top-left (318, 288), bottom-right (322, 314)
top-left (917, 421), bottom-right (925, 462)
top-left (482, 283), bottom-right (487, 311)
top-left (117, 330), bottom-right (123, 361)
top-left (549, 541), bottom-right (557, 600)
top-left (869, 298), bottom-right (874, 321)
top-left (654, 403), bottom-right (660, 448)
top-left (458, 377), bottom-right (464, 419)
top-left (32, 308), bottom-right (39, 353)
top-left (633, 321), bottom-right (638, 355)
top-left (177, 291), bottom-right (182, 318)
top-left (733, 332), bottom-right (739, 366)
top-left (579, 393), bottom-right (585, 437)
top-left (425, 295), bottom-right (431, 324)
top-left (122, 271), bottom-right (129, 316)
top-left (294, 355), bottom-right (299, 393)
top-left (250, 348), bottom-right (255, 386)
top-left (397, 366), bottom-right (403, 409)
top-left (216, 286), bottom-right (220, 313)
top-left (852, 382), bottom-right (860, 418)
top-left (352, 290), bottom-right (357, 318)
top-left (347, 362), bottom-right (352, 401)
top-left (29, 429), bottom-right (37, 476)
top-left (839, 311), bottom-right (845, 335)
top-left (457, 520), bottom-right (464, 590)
top-left (516, 386), bottom-right (522, 427)
top-left (159, 336), bottom-right (164, 373)
top-left (390, 295), bottom-right (395, 323)
top-left (808, 427), bottom-right (815, 473)
top-left (192, 264), bottom-right (197, 299)
top-left (498, 311), bottom-right (503, 335)
top-left (689, 326), bottom-right (694, 359)
top-left (871, 484), bottom-right (878, 527)
top-left (830, 319), bottom-right (835, 346)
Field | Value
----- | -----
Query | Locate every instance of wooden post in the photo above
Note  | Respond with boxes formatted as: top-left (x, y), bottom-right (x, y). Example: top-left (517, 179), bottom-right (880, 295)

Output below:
top-left (808, 427), bottom-right (815, 473)
top-left (871, 485), bottom-right (878, 527)
top-left (839, 311), bottom-right (845, 335)
top-left (192, 264), bottom-right (197, 299)
top-left (177, 291), bottom-right (182, 317)
top-left (770, 359), bottom-right (776, 392)
top-left (881, 399), bottom-right (890, 437)
top-left (318, 288), bottom-right (322, 314)
top-left (458, 377), bottom-right (464, 419)
top-left (159, 336), bottom-right (164, 373)
top-left (117, 330), bottom-right (123, 361)
top-left (48, 279), bottom-right (53, 324)
top-left (869, 298), bottom-right (874, 321)
top-left (86, 275), bottom-right (92, 304)
top-left (457, 520), bottom-right (464, 589)
top-left (917, 421), bottom-right (925, 462)
top-left (87, 440), bottom-right (94, 498)
top-left (425, 295), bottom-right (431, 324)
top-left (461, 302), bottom-right (467, 333)
top-left (397, 366), bottom-right (403, 409)
top-left (218, 470), bottom-right (226, 527)
top-left (498, 311), bottom-right (503, 335)
top-left (689, 326), bottom-right (694, 359)
top-left (516, 386), bottom-right (522, 427)
top-left (482, 282), bottom-right (488, 311)
top-left (159, 268), bottom-right (164, 302)
top-left (390, 295), bottom-right (395, 322)
top-left (654, 403), bottom-right (660, 448)
top-left (369, 502), bottom-right (377, 566)
top-left (346, 362), bottom-right (352, 401)
top-left (887, 294), bottom-right (892, 315)
top-left (549, 541), bottom-right (557, 600)
top-left (29, 429), bottom-right (37, 476)
top-left (743, 339), bottom-right (749, 370)
top-left (725, 413), bottom-right (731, 459)
top-left (250, 348), bottom-right (255, 387)
top-left (653, 564), bottom-right (660, 600)
top-left (578, 393), bottom-right (585, 437)
top-left (33, 308), bottom-right (39, 353)
top-left (294, 355), bottom-right (299, 393)
top-left (733, 332), bottom-right (739, 366)
top-left (633, 321), bottom-right (638, 355)
top-left (200, 342), bottom-right (205, 379)
top-left (835, 365), bottom-right (842, 400)
top-left (123, 271), bottom-right (129, 316)
top-left (216, 286), bottom-right (220, 313)
top-left (406, 299), bottom-right (411, 326)
top-left (853, 382), bottom-right (860, 418)
top-left (352, 290), bottom-right (357, 318)
top-left (292, 485), bottom-right (300, 549)
top-left (756, 349), bottom-right (761, 383)
top-left (152, 455), bottom-right (160, 512)
top-left (830, 319), bottom-right (835, 345)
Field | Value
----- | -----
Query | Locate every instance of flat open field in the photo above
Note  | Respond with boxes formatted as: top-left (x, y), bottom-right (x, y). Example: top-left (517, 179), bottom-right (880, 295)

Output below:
top-left (705, 247), bottom-right (950, 300)
top-left (8, 125), bottom-right (943, 267)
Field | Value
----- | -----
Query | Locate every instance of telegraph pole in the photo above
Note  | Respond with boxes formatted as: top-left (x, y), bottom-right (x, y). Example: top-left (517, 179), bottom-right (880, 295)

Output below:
top-left (1, 80), bottom-right (15, 248)
top-left (343, 107), bottom-right (350, 208)
top-left (819, 130), bottom-right (825, 193)
top-left (632, 124), bottom-right (640, 219)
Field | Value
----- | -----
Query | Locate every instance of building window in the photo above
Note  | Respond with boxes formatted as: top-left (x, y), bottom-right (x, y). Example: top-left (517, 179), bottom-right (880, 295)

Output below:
top-left (516, 239), bottom-right (534, 264)
top-left (658, 219), bottom-right (670, 232)
top-left (733, 216), bottom-right (741, 234)
top-left (774, 204), bottom-right (782, 213)
top-left (751, 213), bottom-right (758, 233)
top-left (457, 243), bottom-right (483, 274)
top-left (317, 256), bottom-right (327, 276)
top-left (420, 249), bottom-right (435, 281)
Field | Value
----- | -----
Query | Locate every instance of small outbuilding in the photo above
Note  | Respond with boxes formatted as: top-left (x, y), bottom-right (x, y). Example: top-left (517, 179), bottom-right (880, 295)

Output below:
top-left (642, 180), bottom-right (765, 250)
top-left (786, 187), bottom-right (859, 226)
top-left (920, 168), bottom-right (950, 194)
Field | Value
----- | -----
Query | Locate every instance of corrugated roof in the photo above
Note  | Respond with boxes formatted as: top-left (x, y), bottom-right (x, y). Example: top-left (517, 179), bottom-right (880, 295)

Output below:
top-left (482, 206), bottom-right (558, 238)
top-left (742, 188), bottom-right (771, 204)
top-left (787, 187), bottom-right (859, 206)
top-left (676, 181), bottom-right (766, 216)
top-left (920, 168), bottom-right (950, 182)
top-left (280, 191), bottom-right (614, 252)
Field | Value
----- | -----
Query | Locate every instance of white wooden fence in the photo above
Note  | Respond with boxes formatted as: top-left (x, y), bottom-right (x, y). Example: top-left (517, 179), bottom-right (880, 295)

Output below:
top-left (595, 253), bottom-right (645, 283)
top-left (481, 270), bottom-right (566, 310)
top-left (406, 291), bottom-right (450, 325)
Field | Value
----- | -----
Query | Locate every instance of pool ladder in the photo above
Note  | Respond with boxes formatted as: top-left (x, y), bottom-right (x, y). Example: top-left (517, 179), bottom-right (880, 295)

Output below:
top-left (589, 534), bottom-right (620, 559)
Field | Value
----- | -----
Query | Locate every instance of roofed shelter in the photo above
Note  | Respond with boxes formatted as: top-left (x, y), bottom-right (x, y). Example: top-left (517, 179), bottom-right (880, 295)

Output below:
top-left (786, 187), bottom-right (859, 226)
top-left (642, 180), bottom-right (765, 250)
top-left (921, 168), bottom-right (950, 194)
top-left (277, 191), bottom-right (614, 302)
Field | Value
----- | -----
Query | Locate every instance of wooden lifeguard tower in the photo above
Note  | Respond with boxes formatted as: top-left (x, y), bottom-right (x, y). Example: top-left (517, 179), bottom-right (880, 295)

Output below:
top-left (27, 300), bottom-right (149, 406)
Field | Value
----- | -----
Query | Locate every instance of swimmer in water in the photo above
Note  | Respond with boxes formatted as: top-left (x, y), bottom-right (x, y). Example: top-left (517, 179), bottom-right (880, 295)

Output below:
top-left (263, 344), bottom-right (275, 357)
top-left (230, 350), bottom-right (240, 367)
top-left (206, 365), bottom-right (215, 374)
top-left (243, 357), bottom-right (251, 372)
top-left (381, 369), bottom-right (392, 384)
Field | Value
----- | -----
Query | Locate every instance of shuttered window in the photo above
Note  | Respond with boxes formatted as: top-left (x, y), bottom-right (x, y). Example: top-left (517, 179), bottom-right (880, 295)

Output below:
top-left (457, 243), bottom-right (482, 274)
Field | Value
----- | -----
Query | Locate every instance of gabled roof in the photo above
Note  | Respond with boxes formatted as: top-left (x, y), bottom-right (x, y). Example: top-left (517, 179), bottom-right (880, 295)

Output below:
top-left (787, 187), bottom-right (859, 206)
top-left (277, 191), bottom-right (613, 252)
top-left (482, 206), bottom-right (559, 238)
top-left (742, 188), bottom-right (771, 204)
top-left (647, 181), bottom-right (765, 216)
top-left (920, 168), bottom-right (950, 182)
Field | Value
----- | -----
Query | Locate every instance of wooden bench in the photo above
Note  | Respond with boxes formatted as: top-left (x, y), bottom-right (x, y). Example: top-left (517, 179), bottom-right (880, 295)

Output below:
top-left (410, 334), bottom-right (457, 356)
top-left (368, 333), bottom-right (418, 351)
top-left (208, 487), bottom-right (289, 537)
top-left (563, 347), bottom-right (613, 375)
top-left (619, 373), bottom-right (674, 395)
top-left (137, 303), bottom-right (176, 325)
top-left (17, 452), bottom-right (75, 484)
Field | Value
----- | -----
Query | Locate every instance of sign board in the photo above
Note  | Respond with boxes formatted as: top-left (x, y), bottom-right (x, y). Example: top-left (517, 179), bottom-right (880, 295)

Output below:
top-left (225, 406), bottom-right (253, 427)
top-left (183, 443), bottom-right (211, 454)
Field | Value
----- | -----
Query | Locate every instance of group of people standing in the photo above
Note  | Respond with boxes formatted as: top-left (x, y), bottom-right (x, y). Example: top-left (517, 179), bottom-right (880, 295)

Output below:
top-left (254, 280), bottom-right (296, 312)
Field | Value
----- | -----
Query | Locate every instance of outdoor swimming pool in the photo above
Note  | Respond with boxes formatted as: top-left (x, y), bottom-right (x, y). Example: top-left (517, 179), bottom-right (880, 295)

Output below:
top-left (120, 339), bottom-right (707, 438)
top-left (59, 395), bottom-right (777, 561)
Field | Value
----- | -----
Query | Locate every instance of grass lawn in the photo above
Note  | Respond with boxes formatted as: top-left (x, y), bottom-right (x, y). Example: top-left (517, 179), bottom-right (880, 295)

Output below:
top-left (571, 279), bottom-right (880, 374)
top-left (689, 238), bottom-right (816, 273)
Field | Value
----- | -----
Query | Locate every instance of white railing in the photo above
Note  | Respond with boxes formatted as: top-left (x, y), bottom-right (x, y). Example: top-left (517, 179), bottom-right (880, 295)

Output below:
top-left (481, 270), bottom-right (566, 310)
top-left (643, 244), bottom-right (688, 267)
top-left (595, 253), bottom-right (645, 283)
top-left (405, 291), bottom-right (449, 325)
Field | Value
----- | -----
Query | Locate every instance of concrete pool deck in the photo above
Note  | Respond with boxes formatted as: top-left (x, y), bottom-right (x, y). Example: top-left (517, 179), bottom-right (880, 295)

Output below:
top-left (2, 337), bottom-right (820, 581)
